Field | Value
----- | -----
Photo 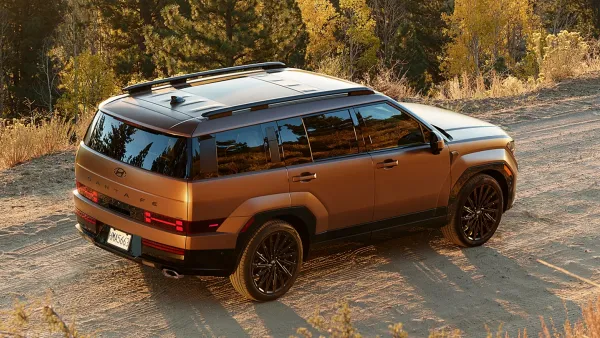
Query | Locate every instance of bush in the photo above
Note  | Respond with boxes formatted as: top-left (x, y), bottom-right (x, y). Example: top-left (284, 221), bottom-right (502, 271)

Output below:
top-left (0, 117), bottom-right (72, 169)
top-left (538, 31), bottom-right (589, 82)
top-left (363, 65), bottom-right (418, 100)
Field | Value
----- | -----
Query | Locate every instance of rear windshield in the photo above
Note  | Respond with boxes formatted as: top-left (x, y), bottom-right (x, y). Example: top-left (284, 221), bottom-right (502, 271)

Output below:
top-left (84, 112), bottom-right (188, 178)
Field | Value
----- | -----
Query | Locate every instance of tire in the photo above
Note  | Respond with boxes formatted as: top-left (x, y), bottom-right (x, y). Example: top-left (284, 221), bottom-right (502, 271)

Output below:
top-left (441, 174), bottom-right (504, 247)
top-left (229, 219), bottom-right (303, 301)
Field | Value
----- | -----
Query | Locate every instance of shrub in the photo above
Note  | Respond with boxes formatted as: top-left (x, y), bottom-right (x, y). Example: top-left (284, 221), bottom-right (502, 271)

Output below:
top-left (539, 31), bottom-right (589, 82)
top-left (363, 65), bottom-right (418, 100)
top-left (0, 115), bottom-right (75, 170)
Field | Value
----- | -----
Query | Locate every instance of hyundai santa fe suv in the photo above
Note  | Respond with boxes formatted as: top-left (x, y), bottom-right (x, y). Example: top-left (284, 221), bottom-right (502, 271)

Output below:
top-left (74, 62), bottom-right (517, 301)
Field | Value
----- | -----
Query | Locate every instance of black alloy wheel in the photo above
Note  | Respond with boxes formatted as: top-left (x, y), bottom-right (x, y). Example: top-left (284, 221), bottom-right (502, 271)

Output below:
top-left (251, 231), bottom-right (299, 295)
top-left (461, 183), bottom-right (502, 241)
top-left (441, 174), bottom-right (504, 247)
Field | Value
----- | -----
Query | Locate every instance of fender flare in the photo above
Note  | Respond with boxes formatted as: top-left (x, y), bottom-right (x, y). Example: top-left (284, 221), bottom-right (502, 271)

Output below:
top-left (234, 206), bottom-right (317, 261)
top-left (448, 161), bottom-right (515, 222)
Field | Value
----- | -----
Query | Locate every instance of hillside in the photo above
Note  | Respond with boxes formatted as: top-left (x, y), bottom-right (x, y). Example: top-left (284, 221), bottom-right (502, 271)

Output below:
top-left (1, 73), bottom-right (600, 337)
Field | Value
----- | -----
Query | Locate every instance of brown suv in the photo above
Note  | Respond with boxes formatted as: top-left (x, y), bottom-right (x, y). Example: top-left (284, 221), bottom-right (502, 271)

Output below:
top-left (73, 62), bottom-right (517, 301)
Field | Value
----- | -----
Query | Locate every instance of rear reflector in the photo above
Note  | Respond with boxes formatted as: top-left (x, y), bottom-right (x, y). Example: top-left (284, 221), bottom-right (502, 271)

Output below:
top-left (75, 208), bottom-right (98, 234)
top-left (240, 217), bottom-right (255, 233)
top-left (142, 238), bottom-right (185, 256)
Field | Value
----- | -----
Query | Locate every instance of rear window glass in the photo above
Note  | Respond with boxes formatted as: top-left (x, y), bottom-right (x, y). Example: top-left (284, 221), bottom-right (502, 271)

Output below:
top-left (85, 112), bottom-right (188, 178)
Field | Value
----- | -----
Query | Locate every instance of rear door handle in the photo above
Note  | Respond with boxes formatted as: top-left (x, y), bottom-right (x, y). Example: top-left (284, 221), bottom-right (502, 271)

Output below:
top-left (292, 172), bottom-right (317, 182)
top-left (376, 159), bottom-right (399, 169)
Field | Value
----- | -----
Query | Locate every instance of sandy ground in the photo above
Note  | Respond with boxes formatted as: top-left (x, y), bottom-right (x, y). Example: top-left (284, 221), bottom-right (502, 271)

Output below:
top-left (1, 74), bottom-right (600, 337)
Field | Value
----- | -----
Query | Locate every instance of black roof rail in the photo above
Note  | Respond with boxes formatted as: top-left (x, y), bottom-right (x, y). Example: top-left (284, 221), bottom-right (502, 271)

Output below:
top-left (122, 62), bottom-right (287, 95)
top-left (201, 87), bottom-right (374, 119)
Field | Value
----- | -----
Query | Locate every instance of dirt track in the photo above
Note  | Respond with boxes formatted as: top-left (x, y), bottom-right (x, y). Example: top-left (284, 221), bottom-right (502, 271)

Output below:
top-left (1, 74), bottom-right (600, 337)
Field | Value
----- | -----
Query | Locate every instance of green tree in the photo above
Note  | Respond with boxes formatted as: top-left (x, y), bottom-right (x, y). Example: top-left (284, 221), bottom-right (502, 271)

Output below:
top-left (145, 0), bottom-right (266, 74)
top-left (56, 51), bottom-right (118, 118)
top-left (95, 0), bottom-right (182, 83)
top-left (536, 0), bottom-right (598, 36)
top-left (370, 0), bottom-right (450, 89)
top-left (252, 0), bottom-right (308, 66)
top-left (0, 0), bottom-right (64, 116)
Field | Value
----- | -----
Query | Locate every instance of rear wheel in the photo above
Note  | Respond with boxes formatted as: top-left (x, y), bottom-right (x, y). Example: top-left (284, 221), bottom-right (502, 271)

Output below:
top-left (442, 174), bottom-right (504, 247)
top-left (230, 219), bottom-right (303, 301)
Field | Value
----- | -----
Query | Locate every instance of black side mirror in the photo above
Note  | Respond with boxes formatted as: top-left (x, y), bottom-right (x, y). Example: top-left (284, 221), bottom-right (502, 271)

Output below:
top-left (430, 132), bottom-right (445, 155)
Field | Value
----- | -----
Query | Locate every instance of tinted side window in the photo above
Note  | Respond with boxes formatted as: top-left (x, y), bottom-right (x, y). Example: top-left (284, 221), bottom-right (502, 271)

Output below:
top-left (191, 123), bottom-right (285, 179)
top-left (356, 103), bottom-right (425, 151)
top-left (303, 110), bottom-right (359, 161)
top-left (277, 117), bottom-right (312, 166)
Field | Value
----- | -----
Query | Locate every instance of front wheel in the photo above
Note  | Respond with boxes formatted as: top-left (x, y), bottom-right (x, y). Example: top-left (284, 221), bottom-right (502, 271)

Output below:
top-left (441, 174), bottom-right (504, 247)
top-left (230, 219), bottom-right (303, 301)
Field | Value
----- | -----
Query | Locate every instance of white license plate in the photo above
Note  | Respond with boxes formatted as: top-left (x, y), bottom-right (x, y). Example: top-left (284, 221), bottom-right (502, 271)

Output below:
top-left (107, 228), bottom-right (132, 251)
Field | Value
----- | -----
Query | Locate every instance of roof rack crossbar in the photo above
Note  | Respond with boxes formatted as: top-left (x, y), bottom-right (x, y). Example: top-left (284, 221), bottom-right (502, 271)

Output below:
top-left (123, 62), bottom-right (287, 94)
top-left (201, 87), bottom-right (374, 118)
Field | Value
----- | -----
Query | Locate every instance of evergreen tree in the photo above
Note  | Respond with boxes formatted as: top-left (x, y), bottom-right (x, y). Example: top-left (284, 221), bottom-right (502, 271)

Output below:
top-left (1, 0), bottom-right (64, 116)
top-left (145, 0), bottom-right (265, 74)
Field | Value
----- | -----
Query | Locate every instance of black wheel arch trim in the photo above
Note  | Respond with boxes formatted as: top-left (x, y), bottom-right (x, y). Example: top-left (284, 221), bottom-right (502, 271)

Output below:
top-left (234, 206), bottom-right (317, 262)
top-left (448, 161), bottom-right (515, 224)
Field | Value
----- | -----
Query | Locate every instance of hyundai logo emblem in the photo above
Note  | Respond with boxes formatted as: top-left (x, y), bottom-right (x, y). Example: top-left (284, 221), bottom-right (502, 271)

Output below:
top-left (114, 167), bottom-right (127, 178)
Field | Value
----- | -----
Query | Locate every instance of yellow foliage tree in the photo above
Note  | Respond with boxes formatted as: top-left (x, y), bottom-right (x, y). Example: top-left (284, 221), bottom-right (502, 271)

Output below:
top-left (296, 0), bottom-right (341, 65)
top-left (57, 51), bottom-right (118, 118)
top-left (339, 0), bottom-right (381, 77)
top-left (297, 0), bottom-right (380, 78)
top-left (442, 0), bottom-right (538, 77)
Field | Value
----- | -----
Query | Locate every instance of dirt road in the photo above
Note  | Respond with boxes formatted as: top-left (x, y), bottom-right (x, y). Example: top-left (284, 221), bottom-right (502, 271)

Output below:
top-left (1, 74), bottom-right (600, 337)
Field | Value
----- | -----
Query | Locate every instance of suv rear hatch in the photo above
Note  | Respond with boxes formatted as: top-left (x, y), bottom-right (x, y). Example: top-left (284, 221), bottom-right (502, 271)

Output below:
top-left (75, 111), bottom-right (189, 237)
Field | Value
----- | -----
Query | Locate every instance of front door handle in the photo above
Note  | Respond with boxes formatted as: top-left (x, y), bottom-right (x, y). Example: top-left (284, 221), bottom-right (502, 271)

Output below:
top-left (292, 172), bottom-right (317, 182)
top-left (376, 159), bottom-right (399, 169)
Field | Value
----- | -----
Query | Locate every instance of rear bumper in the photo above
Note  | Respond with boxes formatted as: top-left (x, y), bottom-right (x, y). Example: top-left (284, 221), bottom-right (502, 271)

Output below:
top-left (73, 191), bottom-right (239, 276)
top-left (75, 223), bottom-right (236, 276)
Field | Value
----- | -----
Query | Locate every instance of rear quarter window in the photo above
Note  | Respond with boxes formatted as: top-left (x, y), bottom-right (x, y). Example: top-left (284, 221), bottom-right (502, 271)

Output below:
top-left (191, 122), bottom-right (285, 179)
top-left (85, 112), bottom-right (188, 178)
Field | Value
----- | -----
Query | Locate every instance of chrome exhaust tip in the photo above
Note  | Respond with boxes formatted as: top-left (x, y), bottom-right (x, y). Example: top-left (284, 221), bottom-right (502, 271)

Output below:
top-left (162, 268), bottom-right (184, 279)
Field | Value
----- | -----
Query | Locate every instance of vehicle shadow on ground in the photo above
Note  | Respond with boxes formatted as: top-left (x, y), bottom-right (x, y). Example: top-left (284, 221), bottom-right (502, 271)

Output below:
top-left (370, 229), bottom-right (580, 335)
top-left (139, 227), bottom-right (580, 337)
top-left (139, 266), bottom-right (250, 336)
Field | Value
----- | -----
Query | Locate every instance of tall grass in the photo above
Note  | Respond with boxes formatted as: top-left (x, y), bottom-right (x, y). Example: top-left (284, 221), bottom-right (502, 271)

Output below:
top-left (0, 111), bottom-right (94, 170)
top-left (433, 72), bottom-right (542, 100)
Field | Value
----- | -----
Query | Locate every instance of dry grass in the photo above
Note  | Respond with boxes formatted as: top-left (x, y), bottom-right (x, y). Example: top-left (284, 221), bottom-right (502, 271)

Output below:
top-left (363, 65), bottom-right (419, 101)
top-left (433, 72), bottom-right (543, 101)
top-left (294, 297), bottom-right (600, 338)
top-left (0, 111), bottom-right (93, 170)
top-left (0, 299), bottom-right (92, 337)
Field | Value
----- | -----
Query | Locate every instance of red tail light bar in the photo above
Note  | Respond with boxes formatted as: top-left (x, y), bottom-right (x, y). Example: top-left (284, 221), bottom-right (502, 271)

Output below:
top-left (144, 211), bottom-right (185, 232)
top-left (76, 181), bottom-right (98, 203)
top-left (76, 181), bottom-right (223, 234)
